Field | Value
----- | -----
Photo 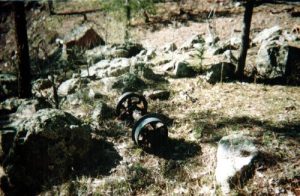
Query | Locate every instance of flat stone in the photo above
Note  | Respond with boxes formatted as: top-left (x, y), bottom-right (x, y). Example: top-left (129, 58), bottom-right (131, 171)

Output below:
top-left (215, 134), bottom-right (258, 194)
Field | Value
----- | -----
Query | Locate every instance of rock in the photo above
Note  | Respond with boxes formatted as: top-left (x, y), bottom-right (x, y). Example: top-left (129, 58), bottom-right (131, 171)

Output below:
top-left (81, 59), bottom-right (110, 78)
top-left (57, 78), bottom-right (80, 96)
top-left (112, 73), bottom-right (147, 92)
top-left (64, 25), bottom-right (105, 50)
top-left (256, 40), bottom-right (288, 79)
top-left (180, 34), bottom-right (205, 50)
top-left (0, 98), bottom-right (24, 111)
top-left (32, 78), bottom-right (52, 92)
top-left (88, 89), bottom-right (102, 99)
top-left (145, 48), bottom-right (156, 60)
top-left (2, 109), bottom-right (92, 194)
top-left (129, 61), bottom-right (158, 80)
top-left (173, 61), bottom-right (195, 78)
top-left (215, 134), bottom-right (258, 194)
top-left (207, 42), bottom-right (239, 56)
top-left (205, 35), bottom-right (220, 47)
top-left (63, 89), bottom-right (90, 106)
top-left (282, 30), bottom-right (298, 42)
top-left (91, 101), bottom-right (113, 122)
top-left (32, 78), bottom-right (53, 97)
top-left (15, 98), bottom-right (52, 119)
top-left (253, 26), bottom-right (282, 44)
top-left (0, 74), bottom-right (17, 101)
top-left (205, 62), bottom-right (236, 84)
top-left (108, 58), bottom-right (131, 77)
top-left (163, 42), bottom-right (177, 52)
top-left (143, 90), bottom-right (170, 100)
top-left (85, 42), bottom-right (143, 64)
top-left (227, 36), bottom-right (242, 48)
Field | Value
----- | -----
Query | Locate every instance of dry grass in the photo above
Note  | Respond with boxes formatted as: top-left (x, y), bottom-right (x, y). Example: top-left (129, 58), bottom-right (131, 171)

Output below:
top-left (40, 77), bottom-right (300, 195)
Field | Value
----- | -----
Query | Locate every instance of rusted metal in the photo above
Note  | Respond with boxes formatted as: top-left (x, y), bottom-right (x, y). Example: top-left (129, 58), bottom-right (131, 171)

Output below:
top-left (116, 92), bottom-right (147, 123)
top-left (132, 113), bottom-right (168, 149)
top-left (116, 92), bottom-right (168, 149)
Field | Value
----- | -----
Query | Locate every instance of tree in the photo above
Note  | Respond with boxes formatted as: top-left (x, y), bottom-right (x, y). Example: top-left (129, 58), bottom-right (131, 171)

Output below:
top-left (13, 1), bottom-right (32, 98)
top-left (235, 0), bottom-right (255, 80)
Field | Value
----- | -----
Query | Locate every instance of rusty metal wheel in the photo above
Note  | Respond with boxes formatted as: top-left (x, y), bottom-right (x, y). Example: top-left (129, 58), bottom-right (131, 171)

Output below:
top-left (116, 92), bottom-right (147, 122)
top-left (132, 113), bottom-right (168, 149)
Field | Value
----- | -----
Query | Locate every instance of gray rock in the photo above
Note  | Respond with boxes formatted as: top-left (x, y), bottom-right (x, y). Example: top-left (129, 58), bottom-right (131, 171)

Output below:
top-left (205, 35), bottom-right (220, 47)
top-left (57, 78), bottom-right (80, 96)
top-left (215, 134), bottom-right (258, 194)
top-left (256, 40), bottom-right (288, 79)
top-left (91, 101), bottom-right (113, 122)
top-left (112, 73), bottom-right (147, 92)
top-left (253, 26), bottom-right (282, 44)
top-left (208, 42), bottom-right (239, 56)
top-left (32, 78), bottom-right (52, 91)
top-left (0, 98), bottom-right (25, 111)
top-left (163, 42), bottom-right (177, 52)
top-left (63, 89), bottom-right (90, 106)
top-left (129, 61), bottom-right (158, 80)
top-left (15, 98), bottom-right (52, 119)
top-left (143, 90), bottom-right (170, 100)
top-left (205, 62), bottom-right (235, 84)
top-left (88, 89), bottom-right (102, 99)
top-left (108, 58), bottom-right (131, 77)
top-left (145, 48), bottom-right (156, 60)
top-left (3, 109), bottom-right (92, 193)
top-left (173, 61), bottom-right (195, 78)
top-left (81, 59), bottom-right (110, 78)
top-left (180, 34), bottom-right (205, 50)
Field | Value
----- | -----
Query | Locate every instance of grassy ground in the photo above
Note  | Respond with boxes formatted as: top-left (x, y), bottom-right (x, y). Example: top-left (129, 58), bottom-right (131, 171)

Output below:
top-left (40, 78), bottom-right (300, 195)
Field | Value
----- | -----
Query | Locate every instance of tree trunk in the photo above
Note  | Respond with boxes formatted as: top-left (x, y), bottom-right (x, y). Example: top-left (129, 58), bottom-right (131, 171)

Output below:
top-left (14, 1), bottom-right (32, 98)
top-left (236, 0), bottom-right (254, 80)
top-left (48, 0), bottom-right (54, 15)
top-left (124, 0), bottom-right (131, 42)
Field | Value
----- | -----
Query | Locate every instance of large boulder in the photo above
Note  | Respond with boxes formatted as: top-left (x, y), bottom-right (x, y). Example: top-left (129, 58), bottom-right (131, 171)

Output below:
top-left (57, 77), bottom-right (89, 97)
top-left (215, 134), bottom-right (258, 194)
top-left (256, 40), bottom-right (288, 79)
top-left (2, 109), bottom-right (92, 194)
top-left (253, 26), bottom-right (282, 44)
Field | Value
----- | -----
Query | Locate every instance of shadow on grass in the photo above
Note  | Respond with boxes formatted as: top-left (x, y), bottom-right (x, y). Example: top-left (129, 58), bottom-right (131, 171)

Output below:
top-left (145, 138), bottom-right (201, 160)
top-left (190, 110), bottom-right (300, 144)
top-left (1, 138), bottom-right (122, 196)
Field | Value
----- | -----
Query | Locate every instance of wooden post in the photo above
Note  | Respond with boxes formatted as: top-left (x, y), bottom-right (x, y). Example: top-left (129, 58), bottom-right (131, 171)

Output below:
top-left (14, 1), bottom-right (32, 98)
top-left (236, 0), bottom-right (254, 81)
